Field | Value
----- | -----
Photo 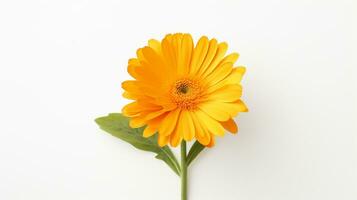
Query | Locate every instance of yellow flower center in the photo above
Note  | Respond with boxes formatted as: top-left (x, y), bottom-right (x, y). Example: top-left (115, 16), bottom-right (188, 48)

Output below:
top-left (171, 78), bottom-right (203, 110)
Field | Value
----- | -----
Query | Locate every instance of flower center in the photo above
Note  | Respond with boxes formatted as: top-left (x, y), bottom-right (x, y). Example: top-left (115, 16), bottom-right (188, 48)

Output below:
top-left (171, 78), bottom-right (203, 110)
top-left (177, 84), bottom-right (189, 94)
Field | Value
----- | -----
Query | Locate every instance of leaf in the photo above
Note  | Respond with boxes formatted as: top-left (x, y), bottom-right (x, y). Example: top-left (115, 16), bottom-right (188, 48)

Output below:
top-left (95, 113), bottom-right (181, 176)
top-left (187, 141), bottom-right (205, 166)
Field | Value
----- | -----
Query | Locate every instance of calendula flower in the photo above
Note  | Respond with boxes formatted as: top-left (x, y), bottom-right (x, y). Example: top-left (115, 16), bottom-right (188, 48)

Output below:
top-left (122, 33), bottom-right (248, 147)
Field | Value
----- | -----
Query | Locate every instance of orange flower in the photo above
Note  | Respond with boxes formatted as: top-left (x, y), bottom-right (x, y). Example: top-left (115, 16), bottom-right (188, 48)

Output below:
top-left (122, 33), bottom-right (248, 147)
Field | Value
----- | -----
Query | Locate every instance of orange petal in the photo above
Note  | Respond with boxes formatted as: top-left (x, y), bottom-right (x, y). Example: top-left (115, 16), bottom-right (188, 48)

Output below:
top-left (203, 62), bottom-right (233, 87)
top-left (219, 53), bottom-right (239, 65)
top-left (122, 80), bottom-right (140, 93)
top-left (158, 134), bottom-right (170, 147)
top-left (201, 42), bottom-right (228, 78)
top-left (180, 110), bottom-right (195, 141)
top-left (177, 34), bottom-right (193, 76)
top-left (190, 112), bottom-right (211, 145)
top-left (194, 110), bottom-right (225, 136)
top-left (159, 108), bottom-right (181, 136)
top-left (206, 66), bottom-right (245, 92)
top-left (189, 36), bottom-right (209, 75)
top-left (143, 125), bottom-right (157, 138)
top-left (148, 39), bottom-right (161, 54)
top-left (221, 118), bottom-right (238, 134)
top-left (129, 117), bottom-right (146, 128)
top-left (226, 67), bottom-right (246, 84)
top-left (161, 34), bottom-right (177, 75)
top-left (206, 133), bottom-right (215, 147)
top-left (198, 102), bottom-right (231, 122)
top-left (122, 102), bottom-right (141, 116)
top-left (143, 114), bottom-right (167, 138)
top-left (128, 58), bottom-right (140, 78)
top-left (143, 109), bottom-right (167, 121)
top-left (170, 128), bottom-right (182, 147)
top-left (122, 91), bottom-right (139, 100)
top-left (197, 39), bottom-right (218, 76)
top-left (207, 84), bottom-right (242, 102)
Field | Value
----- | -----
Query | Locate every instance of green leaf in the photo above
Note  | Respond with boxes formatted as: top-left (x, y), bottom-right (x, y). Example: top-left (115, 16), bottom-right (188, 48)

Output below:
top-left (95, 113), bottom-right (181, 176)
top-left (187, 141), bottom-right (205, 166)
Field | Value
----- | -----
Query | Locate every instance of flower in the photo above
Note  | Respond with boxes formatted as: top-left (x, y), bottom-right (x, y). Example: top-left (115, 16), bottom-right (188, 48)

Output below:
top-left (122, 33), bottom-right (248, 147)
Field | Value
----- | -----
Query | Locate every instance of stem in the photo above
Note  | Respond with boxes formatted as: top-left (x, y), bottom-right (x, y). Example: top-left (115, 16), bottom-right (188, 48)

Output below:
top-left (181, 141), bottom-right (188, 200)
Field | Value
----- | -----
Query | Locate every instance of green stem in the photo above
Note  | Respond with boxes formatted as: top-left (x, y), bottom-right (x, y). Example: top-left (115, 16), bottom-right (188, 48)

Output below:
top-left (181, 141), bottom-right (188, 200)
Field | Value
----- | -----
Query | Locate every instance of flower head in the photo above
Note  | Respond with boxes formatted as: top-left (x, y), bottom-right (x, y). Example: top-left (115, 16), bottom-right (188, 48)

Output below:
top-left (122, 33), bottom-right (248, 147)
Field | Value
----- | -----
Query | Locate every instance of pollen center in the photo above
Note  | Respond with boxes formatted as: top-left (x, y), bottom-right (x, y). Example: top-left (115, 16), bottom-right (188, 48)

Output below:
top-left (177, 84), bottom-right (189, 94)
top-left (171, 78), bottom-right (203, 110)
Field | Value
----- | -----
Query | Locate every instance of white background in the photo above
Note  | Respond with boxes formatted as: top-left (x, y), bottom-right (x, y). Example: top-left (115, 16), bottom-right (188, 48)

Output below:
top-left (1, 0), bottom-right (357, 199)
